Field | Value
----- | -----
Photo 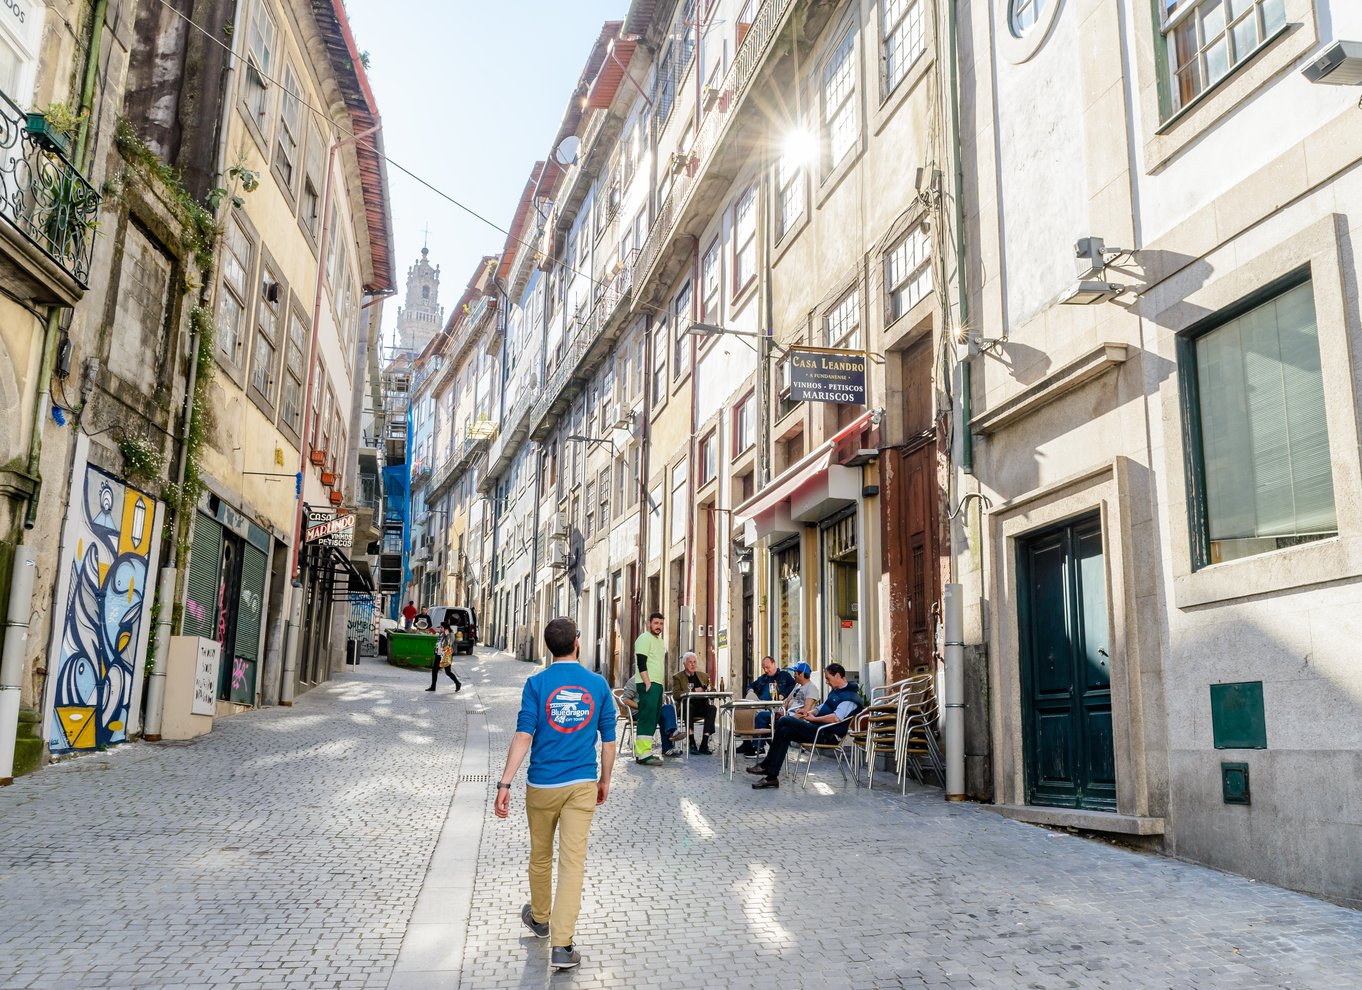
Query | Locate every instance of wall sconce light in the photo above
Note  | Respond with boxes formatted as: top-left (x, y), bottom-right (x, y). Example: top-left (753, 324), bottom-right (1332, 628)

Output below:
top-left (1302, 41), bottom-right (1362, 85)
top-left (1060, 236), bottom-right (1128, 306)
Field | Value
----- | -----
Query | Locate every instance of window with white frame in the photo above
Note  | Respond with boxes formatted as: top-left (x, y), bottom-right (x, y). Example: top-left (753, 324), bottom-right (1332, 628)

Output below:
top-left (274, 64), bottom-right (302, 190)
top-left (250, 262), bottom-right (283, 404)
top-left (652, 319), bottom-right (668, 400)
top-left (733, 391), bottom-right (755, 453)
top-left (886, 221), bottom-right (932, 322)
top-left (824, 288), bottom-right (861, 350)
top-left (822, 26), bottom-right (858, 171)
top-left (218, 216), bottom-right (252, 362)
top-left (245, 1), bottom-right (277, 126)
top-left (300, 123), bottom-right (325, 238)
top-left (1163, 0), bottom-right (1286, 114)
top-left (673, 281), bottom-right (693, 380)
top-left (1182, 275), bottom-right (1336, 567)
top-left (699, 430), bottom-right (717, 485)
top-left (775, 143), bottom-right (806, 238)
top-left (733, 184), bottom-right (757, 293)
top-left (1009, 0), bottom-right (1046, 36)
top-left (669, 460), bottom-right (688, 544)
top-left (280, 308), bottom-right (307, 435)
top-left (882, 0), bottom-right (926, 93)
top-left (701, 239), bottom-right (721, 324)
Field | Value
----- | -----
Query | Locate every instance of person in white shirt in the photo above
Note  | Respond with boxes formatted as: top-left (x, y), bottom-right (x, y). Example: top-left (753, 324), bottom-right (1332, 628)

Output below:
top-left (785, 661), bottom-right (820, 714)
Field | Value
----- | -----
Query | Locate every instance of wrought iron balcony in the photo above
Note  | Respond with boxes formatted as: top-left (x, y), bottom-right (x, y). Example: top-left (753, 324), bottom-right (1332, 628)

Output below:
top-left (528, 252), bottom-right (637, 441)
top-left (634, 0), bottom-right (792, 296)
top-left (0, 94), bottom-right (100, 303)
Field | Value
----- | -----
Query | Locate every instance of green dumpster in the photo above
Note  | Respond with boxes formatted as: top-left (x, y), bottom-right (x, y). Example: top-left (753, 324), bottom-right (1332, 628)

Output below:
top-left (388, 631), bottom-right (438, 670)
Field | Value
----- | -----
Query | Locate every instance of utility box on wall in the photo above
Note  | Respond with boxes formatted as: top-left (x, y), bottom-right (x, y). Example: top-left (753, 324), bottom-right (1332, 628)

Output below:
top-left (161, 636), bottom-right (217, 741)
top-left (1209, 681), bottom-right (1267, 749)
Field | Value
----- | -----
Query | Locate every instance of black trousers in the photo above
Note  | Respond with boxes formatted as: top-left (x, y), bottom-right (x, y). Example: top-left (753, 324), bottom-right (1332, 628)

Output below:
top-left (430, 655), bottom-right (461, 689)
top-left (685, 698), bottom-right (716, 735)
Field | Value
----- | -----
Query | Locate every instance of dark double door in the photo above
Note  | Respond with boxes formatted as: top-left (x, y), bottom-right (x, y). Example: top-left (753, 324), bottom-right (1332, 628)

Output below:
top-left (1019, 514), bottom-right (1115, 811)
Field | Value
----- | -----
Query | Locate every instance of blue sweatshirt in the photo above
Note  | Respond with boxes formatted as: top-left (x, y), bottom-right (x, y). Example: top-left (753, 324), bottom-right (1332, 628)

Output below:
top-left (516, 660), bottom-right (617, 788)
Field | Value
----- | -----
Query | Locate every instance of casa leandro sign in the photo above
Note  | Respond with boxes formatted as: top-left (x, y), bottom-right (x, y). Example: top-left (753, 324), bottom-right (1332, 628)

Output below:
top-left (788, 347), bottom-right (867, 405)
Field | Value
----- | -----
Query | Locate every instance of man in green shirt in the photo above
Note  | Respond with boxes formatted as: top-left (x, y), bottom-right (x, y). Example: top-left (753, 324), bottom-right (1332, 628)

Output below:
top-left (633, 611), bottom-right (667, 765)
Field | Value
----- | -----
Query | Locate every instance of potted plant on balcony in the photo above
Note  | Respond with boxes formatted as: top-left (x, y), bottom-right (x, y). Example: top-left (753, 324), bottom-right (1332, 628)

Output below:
top-left (26, 103), bottom-right (85, 157)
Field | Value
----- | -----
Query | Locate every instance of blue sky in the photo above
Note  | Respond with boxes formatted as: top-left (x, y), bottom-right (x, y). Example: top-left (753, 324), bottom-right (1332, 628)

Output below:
top-left (345, 1), bottom-right (627, 350)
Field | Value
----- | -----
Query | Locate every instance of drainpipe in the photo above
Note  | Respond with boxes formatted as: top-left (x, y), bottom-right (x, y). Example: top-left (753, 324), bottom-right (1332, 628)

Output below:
top-left (148, 0), bottom-right (247, 736)
top-left (0, 546), bottom-right (36, 784)
top-left (291, 122), bottom-right (382, 584)
top-left (946, 0), bottom-right (972, 476)
top-left (141, 564), bottom-right (177, 740)
top-left (634, 315), bottom-right (653, 637)
top-left (71, 0), bottom-right (109, 170)
top-left (683, 237), bottom-right (699, 662)
top-left (944, 582), bottom-right (964, 800)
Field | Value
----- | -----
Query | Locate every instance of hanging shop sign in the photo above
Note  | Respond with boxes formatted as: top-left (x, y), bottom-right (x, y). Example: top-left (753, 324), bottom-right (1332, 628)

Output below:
top-left (305, 510), bottom-right (354, 547)
top-left (787, 347), bottom-right (867, 405)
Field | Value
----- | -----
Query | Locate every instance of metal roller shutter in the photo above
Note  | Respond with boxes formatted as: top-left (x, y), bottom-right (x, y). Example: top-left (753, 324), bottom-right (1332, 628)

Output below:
top-left (229, 543), bottom-right (268, 703)
top-left (182, 514), bottom-right (223, 640)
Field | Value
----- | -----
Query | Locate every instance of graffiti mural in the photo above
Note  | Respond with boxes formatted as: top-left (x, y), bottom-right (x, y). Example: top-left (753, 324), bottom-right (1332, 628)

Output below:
top-left (348, 593), bottom-right (380, 657)
top-left (46, 462), bottom-right (162, 753)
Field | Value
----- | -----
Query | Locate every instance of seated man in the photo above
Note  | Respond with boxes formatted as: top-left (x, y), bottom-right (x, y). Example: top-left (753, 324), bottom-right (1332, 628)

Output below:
top-left (736, 656), bottom-right (798, 755)
top-left (785, 661), bottom-right (820, 714)
top-left (671, 651), bottom-right (716, 755)
top-left (619, 681), bottom-right (685, 757)
top-left (747, 663), bottom-right (862, 789)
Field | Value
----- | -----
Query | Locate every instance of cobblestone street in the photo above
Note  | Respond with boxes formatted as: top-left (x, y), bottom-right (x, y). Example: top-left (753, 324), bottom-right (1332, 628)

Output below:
top-left (3, 650), bottom-right (1359, 990)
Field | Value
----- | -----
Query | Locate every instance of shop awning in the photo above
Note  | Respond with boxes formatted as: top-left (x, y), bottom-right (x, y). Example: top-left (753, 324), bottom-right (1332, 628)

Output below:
top-left (317, 545), bottom-right (375, 601)
top-left (735, 411), bottom-right (874, 530)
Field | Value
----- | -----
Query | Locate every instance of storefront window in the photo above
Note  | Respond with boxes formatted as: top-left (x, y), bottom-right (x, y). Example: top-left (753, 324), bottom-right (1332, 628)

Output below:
top-left (772, 540), bottom-right (802, 664)
top-left (823, 512), bottom-right (858, 670)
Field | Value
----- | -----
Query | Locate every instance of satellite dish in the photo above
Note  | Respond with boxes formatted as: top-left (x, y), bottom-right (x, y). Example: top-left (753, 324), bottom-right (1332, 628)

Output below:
top-left (553, 135), bottom-right (580, 167)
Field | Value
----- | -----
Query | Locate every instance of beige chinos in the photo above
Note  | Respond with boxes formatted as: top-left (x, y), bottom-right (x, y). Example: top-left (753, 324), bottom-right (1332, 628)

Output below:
top-left (525, 781), bottom-right (598, 947)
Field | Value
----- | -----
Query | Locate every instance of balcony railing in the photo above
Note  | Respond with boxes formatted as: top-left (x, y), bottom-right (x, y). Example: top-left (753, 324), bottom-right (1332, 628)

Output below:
top-left (528, 253), bottom-right (637, 438)
top-left (0, 94), bottom-right (100, 290)
top-left (635, 0), bottom-right (792, 291)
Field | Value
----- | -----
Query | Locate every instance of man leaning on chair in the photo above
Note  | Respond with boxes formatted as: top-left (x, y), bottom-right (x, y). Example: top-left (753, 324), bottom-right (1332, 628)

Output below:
top-left (747, 663), bottom-right (862, 790)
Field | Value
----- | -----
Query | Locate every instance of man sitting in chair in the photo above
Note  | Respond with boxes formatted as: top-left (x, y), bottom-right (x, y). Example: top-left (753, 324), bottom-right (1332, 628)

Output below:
top-left (736, 656), bottom-right (797, 756)
top-left (671, 651), bottom-right (716, 755)
top-left (619, 681), bottom-right (686, 757)
top-left (747, 663), bottom-right (862, 790)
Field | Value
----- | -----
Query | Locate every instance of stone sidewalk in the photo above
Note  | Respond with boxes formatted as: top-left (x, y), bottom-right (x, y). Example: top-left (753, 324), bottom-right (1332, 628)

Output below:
top-left (2, 649), bottom-right (1360, 990)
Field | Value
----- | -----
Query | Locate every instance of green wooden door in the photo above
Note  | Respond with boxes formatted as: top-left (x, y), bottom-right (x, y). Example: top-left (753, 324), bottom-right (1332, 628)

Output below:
top-left (1019, 514), bottom-right (1115, 811)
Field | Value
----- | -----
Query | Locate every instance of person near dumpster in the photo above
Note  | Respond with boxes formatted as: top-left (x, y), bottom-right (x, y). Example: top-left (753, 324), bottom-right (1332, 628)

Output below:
top-left (494, 617), bottom-right (617, 970)
top-left (735, 655), bottom-right (797, 756)
top-left (618, 680), bottom-right (686, 757)
top-left (633, 611), bottom-right (667, 766)
top-left (671, 651), bottom-right (716, 754)
top-left (402, 600), bottom-right (417, 630)
top-left (426, 616), bottom-right (462, 693)
top-left (747, 663), bottom-right (862, 789)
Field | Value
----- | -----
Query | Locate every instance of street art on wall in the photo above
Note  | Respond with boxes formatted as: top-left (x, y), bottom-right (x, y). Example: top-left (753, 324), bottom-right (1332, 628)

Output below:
top-left (348, 593), bottom-right (380, 657)
top-left (45, 458), bottom-right (162, 753)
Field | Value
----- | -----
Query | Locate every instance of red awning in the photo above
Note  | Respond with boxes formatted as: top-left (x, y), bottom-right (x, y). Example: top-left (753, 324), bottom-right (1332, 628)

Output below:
top-left (734, 411), bottom-right (873, 527)
top-left (586, 40), bottom-right (638, 110)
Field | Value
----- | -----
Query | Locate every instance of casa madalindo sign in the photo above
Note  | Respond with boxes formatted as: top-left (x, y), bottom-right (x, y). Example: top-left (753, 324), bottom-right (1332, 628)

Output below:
top-left (305, 511), bottom-right (355, 547)
top-left (788, 347), bottom-right (867, 405)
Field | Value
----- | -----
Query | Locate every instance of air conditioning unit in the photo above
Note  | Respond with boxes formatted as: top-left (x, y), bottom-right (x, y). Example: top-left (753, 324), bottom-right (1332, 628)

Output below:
top-left (548, 543), bottom-right (568, 568)
top-left (609, 403), bottom-right (635, 431)
top-left (550, 511), bottom-right (570, 539)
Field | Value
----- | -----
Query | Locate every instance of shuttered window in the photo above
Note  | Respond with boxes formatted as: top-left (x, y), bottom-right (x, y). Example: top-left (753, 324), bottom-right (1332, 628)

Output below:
top-left (182, 514), bottom-right (223, 639)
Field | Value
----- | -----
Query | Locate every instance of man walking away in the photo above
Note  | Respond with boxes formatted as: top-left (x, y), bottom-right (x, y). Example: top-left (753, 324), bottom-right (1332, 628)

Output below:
top-left (633, 611), bottom-right (667, 766)
top-left (495, 617), bottom-right (617, 970)
top-left (402, 600), bottom-right (417, 630)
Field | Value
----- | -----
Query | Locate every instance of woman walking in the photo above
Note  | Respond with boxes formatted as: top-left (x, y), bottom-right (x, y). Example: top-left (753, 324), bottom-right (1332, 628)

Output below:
top-left (427, 617), bottom-right (463, 692)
